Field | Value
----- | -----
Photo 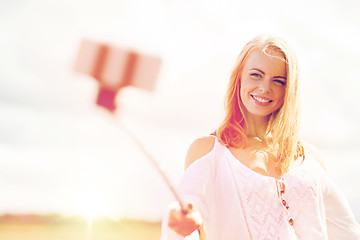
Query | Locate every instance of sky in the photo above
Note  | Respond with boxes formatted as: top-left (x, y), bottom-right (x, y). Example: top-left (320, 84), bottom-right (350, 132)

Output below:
top-left (0, 0), bottom-right (360, 222)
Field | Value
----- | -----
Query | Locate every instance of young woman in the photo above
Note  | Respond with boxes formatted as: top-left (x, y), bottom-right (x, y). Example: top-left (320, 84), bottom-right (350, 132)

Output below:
top-left (161, 35), bottom-right (360, 239)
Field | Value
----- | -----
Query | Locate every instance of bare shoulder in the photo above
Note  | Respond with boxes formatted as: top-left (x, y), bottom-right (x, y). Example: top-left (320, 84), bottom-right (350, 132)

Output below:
top-left (184, 136), bottom-right (216, 170)
top-left (302, 141), bottom-right (327, 171)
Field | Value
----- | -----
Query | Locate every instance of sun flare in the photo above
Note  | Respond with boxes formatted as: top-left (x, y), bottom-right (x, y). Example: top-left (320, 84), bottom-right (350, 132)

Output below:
top-left (74, 187), bottom-right (109, 225)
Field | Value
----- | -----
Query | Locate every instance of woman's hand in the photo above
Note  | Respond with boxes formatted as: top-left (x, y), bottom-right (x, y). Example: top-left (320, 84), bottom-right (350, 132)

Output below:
top-left (168, 202), bottom-right (203, 237)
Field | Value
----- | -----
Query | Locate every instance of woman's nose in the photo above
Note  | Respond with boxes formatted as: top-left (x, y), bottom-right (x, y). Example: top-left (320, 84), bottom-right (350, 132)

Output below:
top-left (258, 79), bottom-right (271, 92)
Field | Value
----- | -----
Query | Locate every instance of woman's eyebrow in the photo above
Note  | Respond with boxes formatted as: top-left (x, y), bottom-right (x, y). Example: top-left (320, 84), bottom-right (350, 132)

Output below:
top-left (274, 76), bottom-right (287, 80)
top-left (250, 68), bottom-right (265, 74)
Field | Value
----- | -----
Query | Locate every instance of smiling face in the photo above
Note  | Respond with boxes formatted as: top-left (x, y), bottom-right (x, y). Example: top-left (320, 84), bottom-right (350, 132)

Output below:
top-left (239, 48), bottom-right (287, 120)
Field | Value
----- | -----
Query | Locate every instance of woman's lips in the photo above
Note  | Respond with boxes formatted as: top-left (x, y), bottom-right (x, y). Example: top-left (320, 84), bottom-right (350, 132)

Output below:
top-left (251, 95), bottom-right (272, 106)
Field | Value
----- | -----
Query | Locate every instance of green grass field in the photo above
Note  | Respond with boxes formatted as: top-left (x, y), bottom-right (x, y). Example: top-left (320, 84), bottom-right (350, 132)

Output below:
top-left (0, 218), bottom-right (161, 240)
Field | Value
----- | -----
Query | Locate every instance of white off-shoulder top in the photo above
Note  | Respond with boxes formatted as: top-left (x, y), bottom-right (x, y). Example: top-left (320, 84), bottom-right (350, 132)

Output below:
top-left (161, 137), bottom-right (360, 240)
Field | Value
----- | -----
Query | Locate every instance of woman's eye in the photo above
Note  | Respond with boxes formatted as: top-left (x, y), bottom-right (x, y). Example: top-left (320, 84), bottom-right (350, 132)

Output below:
top-left (251, 73), bottom-right (261, 78)
top-left (274, 79), bottom-right (286, 85)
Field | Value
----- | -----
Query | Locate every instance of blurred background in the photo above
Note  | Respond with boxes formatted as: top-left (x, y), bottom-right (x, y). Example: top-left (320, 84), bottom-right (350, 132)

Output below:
top-left (0, 0), bottom-right (359, 239)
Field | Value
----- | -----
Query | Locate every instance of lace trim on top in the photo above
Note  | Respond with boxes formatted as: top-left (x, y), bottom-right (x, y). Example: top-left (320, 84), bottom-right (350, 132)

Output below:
top-left (226, 148), bottom-right (296, 240)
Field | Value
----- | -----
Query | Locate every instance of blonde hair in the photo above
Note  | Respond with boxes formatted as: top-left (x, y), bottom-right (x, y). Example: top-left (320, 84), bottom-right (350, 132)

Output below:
top-left (215, 35), bottom-right (304, 173)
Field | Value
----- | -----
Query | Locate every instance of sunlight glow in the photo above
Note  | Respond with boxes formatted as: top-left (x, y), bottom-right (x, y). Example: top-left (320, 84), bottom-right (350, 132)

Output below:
top-left (74, 187), bottom-right (109, 226)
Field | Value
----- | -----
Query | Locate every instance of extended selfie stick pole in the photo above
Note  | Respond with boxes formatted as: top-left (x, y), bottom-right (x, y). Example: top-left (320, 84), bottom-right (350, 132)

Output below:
top-left (120, 121), bottom-right (206, 239)
top-left (120, 121), bottom-right (205, 239)
top-left (119, 120), bottom-right (188, 211)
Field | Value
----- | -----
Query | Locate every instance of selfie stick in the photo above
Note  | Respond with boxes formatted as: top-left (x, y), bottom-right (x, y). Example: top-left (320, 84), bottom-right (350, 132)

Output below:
top-left (119, 120), bottom-right (188, 212)
top-left (120, 121), bottom-right (205, 239)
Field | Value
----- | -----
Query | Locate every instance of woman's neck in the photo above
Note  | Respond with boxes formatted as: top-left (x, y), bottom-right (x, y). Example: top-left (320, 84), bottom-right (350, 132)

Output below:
top-left (245, 115), bottom-right (270, 140)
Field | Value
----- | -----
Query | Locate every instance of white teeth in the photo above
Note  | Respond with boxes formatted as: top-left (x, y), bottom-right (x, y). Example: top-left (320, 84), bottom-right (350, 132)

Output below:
top-left (253, 96), bottom-right (270, 103)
